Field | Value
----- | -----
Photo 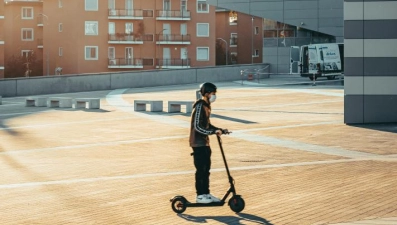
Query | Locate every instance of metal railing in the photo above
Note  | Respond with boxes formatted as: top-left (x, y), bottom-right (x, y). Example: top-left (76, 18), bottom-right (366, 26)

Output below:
top-left (108, 58), bottom-right (151, 66)
top-left (240, 65), bottom-right (271, 84)
top-left (156, 10), bottom-right (191, 19)
top-left (108, 9), bottom-right (144, 17)
top-left (156, 58), bottom-right (190, 67)
top-left (108, 34), bottom-right (153, 42)
top-left (157, 34), bottom-right (190, 42)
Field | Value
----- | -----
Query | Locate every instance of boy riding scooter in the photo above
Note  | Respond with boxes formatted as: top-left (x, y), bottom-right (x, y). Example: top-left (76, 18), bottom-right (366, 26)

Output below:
top-left (189, 82), bottom-right (228, 203)
top-left (170, 83), bottom-right (245, 213)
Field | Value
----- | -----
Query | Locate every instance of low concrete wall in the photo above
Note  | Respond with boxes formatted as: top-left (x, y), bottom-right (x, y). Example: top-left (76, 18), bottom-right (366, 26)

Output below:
top-left (0, 64), bottom-right (268, 97)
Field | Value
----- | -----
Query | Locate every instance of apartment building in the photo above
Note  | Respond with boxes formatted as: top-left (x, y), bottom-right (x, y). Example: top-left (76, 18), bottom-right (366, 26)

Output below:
top-left (215, 9), bottom-right (262, 65)
top-left (2, 0), bottom-right (216, 77)
top-left (0, 2), bottom-right (4, 78)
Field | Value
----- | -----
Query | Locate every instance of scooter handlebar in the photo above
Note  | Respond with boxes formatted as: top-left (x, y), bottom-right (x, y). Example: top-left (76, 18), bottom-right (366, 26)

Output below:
top-left (222, 129), bottom-right (232, 135)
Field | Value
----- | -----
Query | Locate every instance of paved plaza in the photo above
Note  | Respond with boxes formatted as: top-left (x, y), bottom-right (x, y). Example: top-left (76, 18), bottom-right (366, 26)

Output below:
top-left (0, 77), bottom-right (396, 225)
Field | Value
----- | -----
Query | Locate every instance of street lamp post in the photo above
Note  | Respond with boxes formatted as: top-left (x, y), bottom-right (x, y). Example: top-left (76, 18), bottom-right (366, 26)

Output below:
top-left (217, 38), bottom-right (228, 65)
top-left (156, 29), bottom-right (167, 69)
top-left (39, 13), bottom-right (49, 75)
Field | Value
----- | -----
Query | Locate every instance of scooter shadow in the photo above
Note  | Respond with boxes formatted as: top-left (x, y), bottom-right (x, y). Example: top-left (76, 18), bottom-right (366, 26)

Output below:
top-left (178, 213), bottom-right (274, 225)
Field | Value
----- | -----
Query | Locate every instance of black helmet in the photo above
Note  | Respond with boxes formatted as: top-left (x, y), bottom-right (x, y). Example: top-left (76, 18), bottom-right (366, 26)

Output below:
top-left (200, 82), bottom-right (217, 95)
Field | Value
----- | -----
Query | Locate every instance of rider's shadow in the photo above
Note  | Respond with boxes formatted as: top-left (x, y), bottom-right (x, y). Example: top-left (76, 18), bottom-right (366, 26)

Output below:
top-left (178, 213), bottom-right (274, 225)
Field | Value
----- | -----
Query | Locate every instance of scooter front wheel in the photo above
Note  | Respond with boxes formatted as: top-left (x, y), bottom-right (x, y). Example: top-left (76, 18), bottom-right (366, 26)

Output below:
top-left (228, 195), bottom-right (245, 213)
top-left (171, 196), bottom-right (187, 214)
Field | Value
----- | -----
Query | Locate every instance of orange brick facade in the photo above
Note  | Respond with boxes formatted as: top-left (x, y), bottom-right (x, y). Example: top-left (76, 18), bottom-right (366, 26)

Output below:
top-left (2, 0), bottom-right (216, 77)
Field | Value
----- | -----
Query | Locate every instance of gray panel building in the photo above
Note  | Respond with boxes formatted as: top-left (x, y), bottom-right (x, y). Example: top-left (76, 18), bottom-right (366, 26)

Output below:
top-left (207, 0), bottom-right (397, 124)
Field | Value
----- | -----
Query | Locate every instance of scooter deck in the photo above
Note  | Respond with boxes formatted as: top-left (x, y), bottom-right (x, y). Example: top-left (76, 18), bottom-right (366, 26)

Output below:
top-left (186, 201), bottom-right (225, 207)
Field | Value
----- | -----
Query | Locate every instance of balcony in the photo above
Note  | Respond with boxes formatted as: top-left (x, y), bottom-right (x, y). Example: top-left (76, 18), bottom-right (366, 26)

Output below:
top-left (156, 10), bottom-right (191, 20)
top-left (156, 58), bottom-right (190, 69)
top-left (108, 9), bottom-right (145, 20)
top-left (108, 58), bottom-right (147, 69)
top-left (108, 34), bottom-right (154, 44)
top-left (156, 34), bottom-right (190, 45)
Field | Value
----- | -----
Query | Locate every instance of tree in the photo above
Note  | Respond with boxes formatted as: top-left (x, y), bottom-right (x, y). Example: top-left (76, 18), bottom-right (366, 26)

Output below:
top-left (216, 41), bottom-right (226, 65)
top-left (5, 54), bottom-right (43, 78)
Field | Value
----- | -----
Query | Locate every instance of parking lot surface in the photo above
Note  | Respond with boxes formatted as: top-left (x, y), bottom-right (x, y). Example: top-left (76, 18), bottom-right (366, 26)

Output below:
top-left (0, 77), bottom-right (396, 225)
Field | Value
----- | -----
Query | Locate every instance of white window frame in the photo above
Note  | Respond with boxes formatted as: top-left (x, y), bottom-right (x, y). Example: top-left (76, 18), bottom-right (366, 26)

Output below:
top-left (253, 49), bottom-right (260, 57)
top-left (254, 26), bottom-right (259, 35)
top-left (59, 47), bottom-right (63, 56)
top-left (59, 23), bottom-right (63, 32)
top-left (197, 0), bottom-right (209, 13)
top-left (22, 7), bottom-right (34, 19)
top-left (85, 0), bottom-right (98, 11)
top-left (125, 23), bottom-right (133, 34)
top-left (85, 21), bottom-right (98, 35)
top-left (196, 47), bottom-right (209, 61)
top-left (21, 28), bottom-right (34, 41)
top-left (196, 23), bottom-right (209, 37)
top-left (108, 47), bottom-right (115, 59)
top-left (21, 50), bottom-right (33, 58)
top-left (59, 0), bottom-right (63, 8)
top-left (85, 46), bottom-right (98, 60)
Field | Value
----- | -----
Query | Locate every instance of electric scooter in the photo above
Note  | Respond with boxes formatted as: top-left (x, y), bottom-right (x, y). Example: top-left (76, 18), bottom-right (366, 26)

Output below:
top-left (170, 131), bottom-right (245, 213)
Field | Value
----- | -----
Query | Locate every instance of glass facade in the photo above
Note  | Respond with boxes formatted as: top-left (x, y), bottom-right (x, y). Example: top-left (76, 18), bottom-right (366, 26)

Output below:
top-left (263, 19), bottom-right (336, 47)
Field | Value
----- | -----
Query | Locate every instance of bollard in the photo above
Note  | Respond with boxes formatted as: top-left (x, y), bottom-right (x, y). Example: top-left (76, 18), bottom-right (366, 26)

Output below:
top-left (241, 70), bottom-right (244, 85)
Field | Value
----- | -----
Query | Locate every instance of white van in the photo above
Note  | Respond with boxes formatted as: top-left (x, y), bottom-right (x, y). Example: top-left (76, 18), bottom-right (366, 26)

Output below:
top-left (299, 43), bottom-right (344, 80)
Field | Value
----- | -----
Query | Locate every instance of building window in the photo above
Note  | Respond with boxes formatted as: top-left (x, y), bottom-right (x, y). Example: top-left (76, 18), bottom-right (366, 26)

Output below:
top-left (253, 49), bottom-right (259, 57)
top-left (230, 33), bottom-right (237, 46)
top-left (59, 23), bottom-right (63, 32)
top-left (230, 52), bottom-right (237, 64)
top-left (59, 0), bottom-right (63, 8)
top-left (85, 46), bottom-right (98, 60)
top-left (21, 50), bottom-right (33, 58)
top-left (85, 0), bottom-right (98, 11)
top-left (254, 26), bottom-right (259, 35)
top-left (197, 23), bottom-right (209, 37)
top-left (59, 47), bottom-right (63, 56)
top-left (85, 21), bottom-right (98, 35)
top-left (22, 7), bottom-right (33, 19)
top-left (197, 0), bottom-right (208, 13)
top-left (125, 23), bottom-right (133, 34)
top-left (229, 11), bottom-right (237, 24)
top-left (108, 47), bottom-right (115, 59)
top-left (197, 47), bottom-right (209, 61)
top-left (21, 28), bottom-right (34, 41)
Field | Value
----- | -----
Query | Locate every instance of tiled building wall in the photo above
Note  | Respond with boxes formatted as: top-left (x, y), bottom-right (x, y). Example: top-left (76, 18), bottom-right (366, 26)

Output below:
top-left (344, 0), bottom-right (397, 123)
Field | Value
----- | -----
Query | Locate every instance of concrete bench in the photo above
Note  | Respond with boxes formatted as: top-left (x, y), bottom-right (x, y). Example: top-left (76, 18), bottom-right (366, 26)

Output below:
top-left (134, 100), bottom-right (163, 112)
top-left (168, 101), bottom-right (194, 113)
top-left (47, 97), bottom-right (73, 108)
top-left (72, 98), bottom-right (100, 109)
top-left (26, 97), bottom-right (47, 107)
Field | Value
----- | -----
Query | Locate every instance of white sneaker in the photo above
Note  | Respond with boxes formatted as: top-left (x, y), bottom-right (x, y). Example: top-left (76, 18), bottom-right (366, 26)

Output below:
top-left (206, 194), bottom-right (221, 202)
top-left (196, 194), bottom-right (212, 203)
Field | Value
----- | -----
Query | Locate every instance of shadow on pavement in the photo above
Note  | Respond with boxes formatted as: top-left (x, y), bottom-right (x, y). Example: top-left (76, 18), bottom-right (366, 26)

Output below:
top-left (178, 213), bottom-right (274, 225)
top-left (349, 123), bottom-right (397, 134)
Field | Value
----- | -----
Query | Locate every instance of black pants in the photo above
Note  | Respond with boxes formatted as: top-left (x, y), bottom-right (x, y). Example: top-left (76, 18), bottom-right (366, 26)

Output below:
top-left (192, 146), bottom-right (212, 195)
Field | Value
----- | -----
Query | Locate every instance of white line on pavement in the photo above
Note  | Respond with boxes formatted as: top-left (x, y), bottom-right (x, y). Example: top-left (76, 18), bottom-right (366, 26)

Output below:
top-left (0, 159), bottom-right (364, 189)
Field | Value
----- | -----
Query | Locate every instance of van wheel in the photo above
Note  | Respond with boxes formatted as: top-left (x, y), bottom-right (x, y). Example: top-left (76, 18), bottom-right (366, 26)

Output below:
top-left (327, 76), bottom-right (336, 80)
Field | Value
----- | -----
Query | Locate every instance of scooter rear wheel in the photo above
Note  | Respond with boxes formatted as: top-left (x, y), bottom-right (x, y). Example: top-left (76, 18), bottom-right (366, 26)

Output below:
top-left (171, 197), bottom-right (187, 213)
top-left (228, 196), bottom-right (245, 213)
